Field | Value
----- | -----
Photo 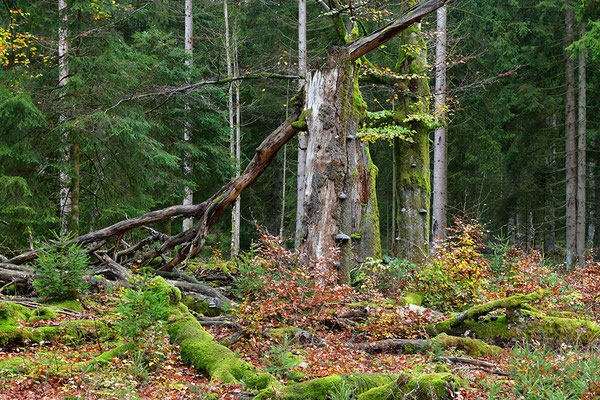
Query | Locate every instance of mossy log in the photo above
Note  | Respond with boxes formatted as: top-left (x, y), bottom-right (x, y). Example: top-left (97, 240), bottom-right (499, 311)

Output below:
top-left (254, 373), bottom-right (399, 400)
top-left (358, 372), bottom-right (463, 400)
top-left (254, 370), bottom-right (462, 400)
top-left (150, 278), bottom-right (280, 390)
top-left (0, 302), bottom-right (110, 346)
top-left (430, 290), bottom-right (600, 345)
top-left (352, 334), bottom-right (499, 358)
top-left (433, 333), bottom-right (501, 357)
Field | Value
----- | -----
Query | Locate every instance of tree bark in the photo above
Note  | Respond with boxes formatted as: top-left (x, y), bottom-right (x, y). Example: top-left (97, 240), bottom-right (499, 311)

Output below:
top-left (394, 0), bottom-right (431, 264)
top-left (431, 4), bottom-right (448, 249)
top-left (565, 5), bottom-right (577, 269)
top-left (182, 0), bottom-right (194, 232)
top-left (295, 0), bottom-right (308, 249)
top-left (58, 0), bottom-right (72, 235)
top-left (353, 144), bottom-right (382, 261)
top-left (300, 47), bottom-right (364, 283)
top-left (231, 42), bottom-right (242, 257)
top-left (576, 21), bottom-right (586, 266)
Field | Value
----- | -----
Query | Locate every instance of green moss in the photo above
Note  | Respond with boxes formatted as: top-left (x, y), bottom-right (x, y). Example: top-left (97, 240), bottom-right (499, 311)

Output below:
top-left (291, 109), bottom-right (311, 131)
top-left (433, 333), bottom-right (501, 357)
top-left (431, 290), bottom-right (548, 335)
top-left (48, 299), bottom-right (84, 312)
top-left (0, 300), bottom-right (109, 346)
top-left (520, 309), bottom-right (600, 344)
top-left (268, 327), bottom-right (301, 341)
top-left (0, 356), bottom-right (34, 374)
top-left (151, 276), bottom-right (182, 305)
top-left (403, 293), bottom-right (424, 307)
top-left (255, 373), bottom-right (398, 400)
top-left (29, 307), bottom-right (58, 322)
top-left (287, 370), bottom-right (306, 382)
top-left (182, 295), bottom-right (223, 317)
top-left (410, 364), bottom-right (450, 375)
top-left (357, 146), bottom-right (382, 260)
top-left (290, 87), bottom-right (305, 108)
top-left (165, 291), bottom-right (279, 389)
top-left (83, 343), bottom-right (133, 371)
top-left (358, 372), bottom-right (464, 400)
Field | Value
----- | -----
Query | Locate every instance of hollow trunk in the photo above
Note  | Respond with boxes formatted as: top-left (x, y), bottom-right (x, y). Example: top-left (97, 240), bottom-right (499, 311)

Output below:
top-left (300, 47), bottom-right (365, 283)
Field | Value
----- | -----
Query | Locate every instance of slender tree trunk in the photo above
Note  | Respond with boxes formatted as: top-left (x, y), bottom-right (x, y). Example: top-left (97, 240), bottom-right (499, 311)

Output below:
top-left (295, 0), bottom-right (308, 249)
top-left (565, 5), bottom-right (577, 269)
top-left (544, 141), bottom-right (556, 255)
top-left (280, 84), bottom-right (291, 238)
top-left (280, 143), bottom-right (287, 238)
top-left (394, 1), bottom-right (431, 264)
top-left (224, 1), bottom-right (240, 257)
top-left (588, 159), bottom-right (595, 250)
top-left (431, 4), bottom-right (447, 250)
top-left (182, 0), bottom-right (194, 232)
top-left (576, 22), bottom-right (587, 266)
top-left (508, 214), bottom-right (515, 245)
top-left (58, 0), bottom-right (71, 235)
top-left (391, 144), bottom-right (396, 253)
top-left (516, 211), bottom-right (523, 247)
top-left (71, 136), bottom-right (79, 235)
top-left (230, 44), bottom-right (242, 256)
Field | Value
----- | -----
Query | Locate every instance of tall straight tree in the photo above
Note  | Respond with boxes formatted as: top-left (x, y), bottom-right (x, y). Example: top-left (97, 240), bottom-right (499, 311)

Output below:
top-left (394, 0), bottom-right (432, 264)
top-left (565, 3), bottom-right (577, 269)
top-left (431, 4), bottom-right (448, 248)
top-left (576, 21), bottom-right (586, 266)
top-left (224, 0), bottom-right (241, 256)
top-left (295, 0), bottom-right (307, 249)
top-left (58, 0), bottom-right (71, 234)
top-left (232, 43), bottom-right (242, 256)
top-left (182, 0), bottom-right (194, 232)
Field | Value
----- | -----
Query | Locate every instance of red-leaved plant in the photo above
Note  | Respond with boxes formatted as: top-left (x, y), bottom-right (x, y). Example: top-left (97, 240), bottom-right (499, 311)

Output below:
top-left (234, 231), bottom-right (352, 332)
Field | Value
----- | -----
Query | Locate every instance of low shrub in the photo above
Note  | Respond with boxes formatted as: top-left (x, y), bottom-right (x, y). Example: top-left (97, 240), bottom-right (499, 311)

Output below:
top-left (412, 218), bottom-right (490, 311)
top-left (234, 232), bottom-right (352, 331)
top-left (32, 233), bottom-right (90, 301)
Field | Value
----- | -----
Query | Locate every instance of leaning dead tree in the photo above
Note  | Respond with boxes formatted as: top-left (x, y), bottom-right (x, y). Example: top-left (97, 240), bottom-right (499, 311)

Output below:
top-left (4, 0), bottom-right (448, 283)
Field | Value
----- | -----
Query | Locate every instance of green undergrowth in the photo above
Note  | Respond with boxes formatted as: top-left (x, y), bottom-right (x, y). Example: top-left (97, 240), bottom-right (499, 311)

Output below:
top-left (481, 342), bottom-right (600, 399)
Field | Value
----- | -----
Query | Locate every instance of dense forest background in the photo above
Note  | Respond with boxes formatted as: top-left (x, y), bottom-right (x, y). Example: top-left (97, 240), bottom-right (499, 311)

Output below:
top-left (1, 0), bottom-right (599, 262)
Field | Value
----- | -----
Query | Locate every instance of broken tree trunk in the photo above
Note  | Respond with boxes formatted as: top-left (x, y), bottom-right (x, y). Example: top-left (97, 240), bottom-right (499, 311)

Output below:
top-left (299, 46), bottom-right (365, 284)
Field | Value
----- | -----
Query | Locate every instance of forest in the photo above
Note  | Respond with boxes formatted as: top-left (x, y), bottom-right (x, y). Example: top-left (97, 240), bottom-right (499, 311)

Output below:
top-left (1, 0), bottom-right (600, 398)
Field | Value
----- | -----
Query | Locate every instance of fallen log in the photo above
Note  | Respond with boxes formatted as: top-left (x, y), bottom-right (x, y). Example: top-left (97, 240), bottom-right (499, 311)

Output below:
top-left (430, 290), bottom-right (600, 345)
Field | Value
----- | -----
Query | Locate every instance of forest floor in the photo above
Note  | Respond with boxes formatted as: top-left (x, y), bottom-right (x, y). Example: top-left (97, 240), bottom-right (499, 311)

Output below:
top-left (2, 222), bottom-right (600, 399)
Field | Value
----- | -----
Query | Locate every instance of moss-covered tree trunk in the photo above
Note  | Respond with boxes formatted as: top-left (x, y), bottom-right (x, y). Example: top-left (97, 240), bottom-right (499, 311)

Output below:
top-left (352, 144), bottom-right (382, 261)
top-left (394, 1), bottom-right (431, 265)
top-left (300, 47), bottom-right (366, 283)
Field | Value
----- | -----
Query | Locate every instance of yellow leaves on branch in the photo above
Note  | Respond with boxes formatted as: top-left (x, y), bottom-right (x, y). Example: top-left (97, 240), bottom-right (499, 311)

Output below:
top-left (0, 8), bottom-right (48, 70)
